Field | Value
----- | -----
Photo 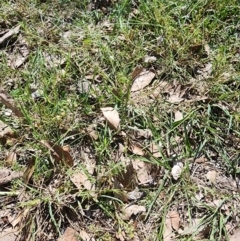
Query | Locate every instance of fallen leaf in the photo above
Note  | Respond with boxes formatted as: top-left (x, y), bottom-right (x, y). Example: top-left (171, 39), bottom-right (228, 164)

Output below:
top-left (120, 204), bottom-right (146, 221)
top-left (40, 140), bottom-right (73, 166)
top-left (180, 218), bottom-right (210, 239)
top-left (42, 52), bottom-right (66, 69)
top-left (0, 25), bottom-right (20, 48)
top-left (132, 159), bottom-right (153, 185)
top-left (129, 143), bottom-right (145, 156)
top-left (129, 127), bottom-right (152, 139)
top-left (131, 70), bottom-right (155, 92)
top-left (12, 208), bottom-right (30, 228)
top-left (195, 155), bottom-right (207, 163)
top-left (126, 187), bottom-right (143, 201)
top-left (0, 168), bottom-right (23, 185)
top-left (171, 162), bottom-right (183, 180)
top-left (0, 89), bottom-right (24, 117)
top-left (163, 213), bottom-right (174, 241)
top-left (148, 143), bottom-right (162, 157)
top-left (167, 94), bottom-right (184, 104)
top-left (116, 158), bottom-right (136, 189)
top-left (23, 158), bottom-right (35, 184)
top-left (116, 231), bottom-right (126, 241)
top-left (5, 151), bottom-right (17, 165)
top-left (174, 111), bottom-right (183, 122)
top-left (131, 65), bottom-right (144, 80)
top-left (79, 230), bottom-right (95, 241)
top-left (169, 211), bottom-right (180, 231)
top-left (0, 227), bottom-right (18, 241)
top-left (70, 170), bottom-right (93, 191)
top-left (58, 227), bottom-right (78, 241)
top-left (206, 170), bottom-right (217, 184)
top-left (229, 227), bottom-right (240, 241)
top-left (101, 107), bottom-right (120, 130)
top-left (144, 56), bottom-right (157, 63)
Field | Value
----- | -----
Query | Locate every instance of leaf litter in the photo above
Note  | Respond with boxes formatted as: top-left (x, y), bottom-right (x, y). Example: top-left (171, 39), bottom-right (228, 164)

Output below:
top-left (0, 1), bottom-right (239, 241)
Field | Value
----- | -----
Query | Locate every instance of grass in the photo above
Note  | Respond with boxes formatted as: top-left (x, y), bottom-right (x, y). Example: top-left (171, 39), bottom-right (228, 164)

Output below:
top-left (0, 0), bottom-right (240, 240)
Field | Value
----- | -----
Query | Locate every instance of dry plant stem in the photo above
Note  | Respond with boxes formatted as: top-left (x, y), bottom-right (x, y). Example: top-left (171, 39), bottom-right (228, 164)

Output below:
top-left (145, 170), bottom-right (169, 221)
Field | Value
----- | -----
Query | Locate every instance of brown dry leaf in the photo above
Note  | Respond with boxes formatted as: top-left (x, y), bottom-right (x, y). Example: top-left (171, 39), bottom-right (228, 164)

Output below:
top-left (0, 120), bottom-right (14, 138)
top-left (0, 168), bottom-right (23, 185)
top-left (129, 143), bottom-right (145, 156)
top-left (12, 208), bottom-right (30, 228)
top-left (101, 107), bottom-right (120, 130)
top-left (174, 111), bottom-right (183, 122)
top-left (169, 211), bottom-right (180, 231)
top-left (132, 159), bottom-right (153, 185)
top-left (168, 94), bottom-right (184, 104)
top-left (120, 204), bottom-right (146, 221)
top-left (116, 230), bottom-right (126, 241)
top-left (163, 213), bottom-right (174, 241)
top-left (116, 158), bottom-right (136, 190)
top-left (79, 230), bottom-right (95, 241)
top-left (40, 140), bottom-right (73, 166)
top-left (171, 162), bottom-right (183, 180)
top-left (195, 155), bottom-right (207, 163)
top-left (181, 218), bottom-right (210, 239)
top-left (0, 89), bottom-right (24, 117)
top-left (149, 143), bottom-right (162, 157)
top-left (131, 65), bottom-right (144, 80)
top-left (5, 151), bottom-right (17, 165)
top-left (86, 124), bottom-right (98, 140)
top-left (23, 158), bottom-right (35, 184)
top-left (0, 227), bottom-right (19, 241)
top-left (206, 170), bottom-right (217, 184)
top-left (70, 170), bottom-right (94, 191)
top-left (58, 227), bottom-right (78, 241)
top-left (131, 70), bottom-right (155, 92)
top-left (0, 25), bottom-right (20, 47)
top-left (129, 127), bottom-right (153, 139)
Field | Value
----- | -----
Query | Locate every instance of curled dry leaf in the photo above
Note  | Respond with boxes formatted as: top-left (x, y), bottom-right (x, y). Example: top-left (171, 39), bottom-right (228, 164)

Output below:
top-left (131, 70), bottom-right (155, 92)
top-left (171, 162), bottom-right (184, 180)
top-left (40, 140), bottom-right (73, 166)
top-left (101, 107), bottom-right (120, 130)
top-left (120, 204), bottom-right (146, 221)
